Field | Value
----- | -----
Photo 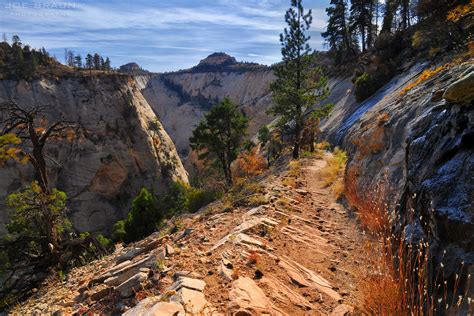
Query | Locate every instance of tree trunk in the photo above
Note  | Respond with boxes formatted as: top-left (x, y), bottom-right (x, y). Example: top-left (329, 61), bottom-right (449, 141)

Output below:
top-left (292, 141), bottom-right (300, 159)
top-left (361, 28), bottom-right (366, 51)
top-left (293, 118), bottom-right (302, 159)
top-left (226, 159), bottom-right (233, 187)
top-left (32, 147), bottom-right (49, 193)
top-left (221, 155), bottom-right (232, 188)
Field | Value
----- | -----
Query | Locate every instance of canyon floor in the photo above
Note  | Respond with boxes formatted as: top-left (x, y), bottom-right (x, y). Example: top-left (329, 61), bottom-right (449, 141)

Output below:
top-left (11, 154), bottom-right (371, 315)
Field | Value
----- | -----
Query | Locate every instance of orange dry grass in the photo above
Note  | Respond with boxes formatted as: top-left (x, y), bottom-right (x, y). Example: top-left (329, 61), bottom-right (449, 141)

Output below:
top-left (348, 175), bottom-right (472, 314)
top-left (401, 65), bottom-right (447, 95)
top-left (233, 147), bottom-right (267, 180)
top-left (361, 257), bottom-right (404, 315)
top-left (247, 251), bottom-right (260, 265)
top-left (320, 148), bottom-right (347, 198)
top-left (447, 0), bottom-right (474, 22)
top-left (345, 166), bottom-right (390, 232)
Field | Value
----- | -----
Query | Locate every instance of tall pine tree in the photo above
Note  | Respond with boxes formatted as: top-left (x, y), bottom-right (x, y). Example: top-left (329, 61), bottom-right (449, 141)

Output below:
top-left (322, 0), bottom-right (357, 63)
top-left (349, 0), bottom-right (375, 51)
top-left (270, 0), bottom-right (329, 159)
top-left (85, 54), bottom-right (93, 75)
top-left (93, 53), bottom-right (100, 70)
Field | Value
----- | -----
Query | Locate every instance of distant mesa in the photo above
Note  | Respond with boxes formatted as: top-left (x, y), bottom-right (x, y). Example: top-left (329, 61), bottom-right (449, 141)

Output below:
top-left (197, 52), bottom-right (237, 67)
top-left (186, 52), bottom-right (265, 74)
top-left (119, 62), bottom-right (150, 75)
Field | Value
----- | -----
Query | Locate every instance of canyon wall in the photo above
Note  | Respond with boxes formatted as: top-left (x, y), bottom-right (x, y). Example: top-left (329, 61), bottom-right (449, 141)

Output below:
top-left (135, 53), bottom-right (275, 159)
top-left (0, 74), bottom-right (188, 234)
top-left (322, 61), bottom-right (474, 278)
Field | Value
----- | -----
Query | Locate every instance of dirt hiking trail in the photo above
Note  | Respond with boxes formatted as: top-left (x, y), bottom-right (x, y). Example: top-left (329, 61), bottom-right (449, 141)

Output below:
top-left (12, 155), bottom-right (370, 315)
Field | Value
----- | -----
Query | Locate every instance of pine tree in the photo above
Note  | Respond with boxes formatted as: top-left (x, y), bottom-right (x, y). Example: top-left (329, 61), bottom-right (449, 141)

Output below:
top-left (322, 0), bottom-right (357, 63)
top-left (67, 50), bottom-right (74, 67)
top-left (93, 53), bottom-right (100, 70)
top-left (104, 57), bottom-right (111, 71)
top-left (12, 35), bottom-right (21, 46)
top-left (85, 54), bottom-right (93, 75)
top-left (271, 0), bottom-right (329, 158)
top-left (349, 0), bottom-right (375, 51)
top-left (74, 54), bottom-right (82, 69)
top-left (189, 98), bottom-right (248, 186)
top-left (381, 0), bottom-right (397, 33)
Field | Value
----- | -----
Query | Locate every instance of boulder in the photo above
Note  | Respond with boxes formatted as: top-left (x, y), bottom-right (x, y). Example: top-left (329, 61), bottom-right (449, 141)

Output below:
top-left (115, 272), bottom-right (148, 298)
top-left (147, 302), bottom-right (185, 316)
top-left (170, 287), bottom-right (209, 315)
top-left (123, 297), bottom-right (159, 316)
top-left (228, 277), bottom-right (272, 314)
top-left (165, 244), bottom-right (175, 256)
top-left (331, 304), bottom-right (354, 316)
top-left (443, 70), bottom-right (474, 105)
top-left (169, 276), bottom-right (206, 292)
top-left (103, 255), bottom-right (155, 286)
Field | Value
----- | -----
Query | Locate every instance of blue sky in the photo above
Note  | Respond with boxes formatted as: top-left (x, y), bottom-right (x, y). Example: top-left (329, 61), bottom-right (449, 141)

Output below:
top-left (1, 0), bottom-right (330, 72)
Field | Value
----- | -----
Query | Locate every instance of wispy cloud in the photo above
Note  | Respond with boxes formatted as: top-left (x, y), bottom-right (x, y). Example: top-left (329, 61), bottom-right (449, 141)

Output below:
top-left (0, 0), bottom-right (329, 72)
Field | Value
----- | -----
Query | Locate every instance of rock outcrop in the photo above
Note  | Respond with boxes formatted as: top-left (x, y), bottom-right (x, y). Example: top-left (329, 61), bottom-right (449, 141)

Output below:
top-left (443, 68), bottom-right (474, 105)
top-left (0, 74), bottom-right (188, 234)
top-left (10, 156), bottom-right (367, 315)
top-left (321, 60), bottom-right (474, 280)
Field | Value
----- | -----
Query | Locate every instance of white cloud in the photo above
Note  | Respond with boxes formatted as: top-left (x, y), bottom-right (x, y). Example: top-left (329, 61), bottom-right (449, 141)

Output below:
top-left (0, 0), bottom-right (330, 72)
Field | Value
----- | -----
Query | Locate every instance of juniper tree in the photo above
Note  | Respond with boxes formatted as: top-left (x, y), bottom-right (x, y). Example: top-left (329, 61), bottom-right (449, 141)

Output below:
top-left (0, 102), bottom-right (76, 193)
top-left (270, 0), bottom-right (329, 159)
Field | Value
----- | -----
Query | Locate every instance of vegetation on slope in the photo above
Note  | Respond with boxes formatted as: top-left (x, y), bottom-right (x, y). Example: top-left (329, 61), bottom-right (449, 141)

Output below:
top-left (323, 0), bottom-right (473, 102)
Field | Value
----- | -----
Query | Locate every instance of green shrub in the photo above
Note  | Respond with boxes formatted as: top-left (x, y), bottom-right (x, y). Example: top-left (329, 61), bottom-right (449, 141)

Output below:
top-left (114, 182), bottom-right (217, 243)
top-left (160, 181), bottom-right (188, 217)
top-left (0, 251), bottom-right (10, 274)
top-left (184, 188), bottom-right (216, 213)
top-left (353, 69), bottom-right (393, 102)
top-left (123, 188), bottom-right (163, 243)
top-left (112, 220), bottom-right (126, 242)
top-left (97, 234), bottom-right (114, 250)
top-left (258, 125), bottom-right (270, 145)
top-left (353, 73), bottom-right (374, 102)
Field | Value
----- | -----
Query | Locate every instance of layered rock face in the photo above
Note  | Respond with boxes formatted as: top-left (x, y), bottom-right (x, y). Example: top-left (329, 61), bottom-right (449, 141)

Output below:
top-left (322, 62), bottom-right (474, 278)
top-left (135, 53), bottom-right (275, 158)
top-left (0, 75), bottom-right (188, 234)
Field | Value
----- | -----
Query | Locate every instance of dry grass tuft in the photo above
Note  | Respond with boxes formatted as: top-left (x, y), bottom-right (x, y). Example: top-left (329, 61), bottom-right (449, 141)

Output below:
top-left (401, 65), bottom-right (446, 95)
top-left (231, 267), bottom-right (240, 280)
top-left (447, 0), bottom-right (474, 22)
top-left (320, 147), bottom-right (347, 199)
top-left (247, 251), bottom-right (260, 265)
top-left (316, 140), bottom-right (331, 150)
top-left (282, 160), bottom-right (301, 188)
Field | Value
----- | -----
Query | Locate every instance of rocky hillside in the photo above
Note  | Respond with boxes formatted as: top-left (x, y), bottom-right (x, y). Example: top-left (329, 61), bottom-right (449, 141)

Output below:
top-left (134, 53), bottom-right (275, 158)
top-left (321, 58), bottom-right (474, 280)
top-left (10, 155), bottom-right (368, 315)
top-left (0, 74), bottom-right (188, 235)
